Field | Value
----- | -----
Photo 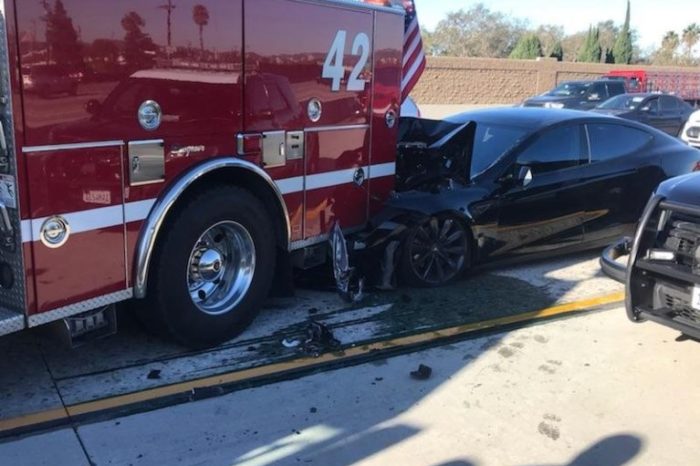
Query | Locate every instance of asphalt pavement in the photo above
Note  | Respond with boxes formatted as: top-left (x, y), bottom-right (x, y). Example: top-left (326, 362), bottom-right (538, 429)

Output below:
top-left (2, 302), bottom-right (697, 466)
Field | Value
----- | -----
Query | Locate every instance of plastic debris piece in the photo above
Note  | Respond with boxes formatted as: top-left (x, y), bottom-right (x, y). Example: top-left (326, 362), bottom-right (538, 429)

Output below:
top-left (410, 364), bottom-right (432, 380)
top-left (303, 320), bottom-right (341, 357)
top-left (282, 338), bottom-right (302, 348)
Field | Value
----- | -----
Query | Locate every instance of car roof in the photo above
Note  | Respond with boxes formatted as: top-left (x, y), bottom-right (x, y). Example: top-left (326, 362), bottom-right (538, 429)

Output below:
top-left (561, 80), bottom-right (621, 85)
top-left (446, 107), bottom-right (616, 129)
top-left (618, 92), bottom-right (677, 99)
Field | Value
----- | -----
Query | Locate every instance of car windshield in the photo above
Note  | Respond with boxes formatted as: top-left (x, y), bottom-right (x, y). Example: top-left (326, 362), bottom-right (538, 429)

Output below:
top-left (598, 94), bottom-right (646, 110)
top-left (470, 122), bottom-right (529, 178)
top-left (547, 82), bottom-right (589, 97)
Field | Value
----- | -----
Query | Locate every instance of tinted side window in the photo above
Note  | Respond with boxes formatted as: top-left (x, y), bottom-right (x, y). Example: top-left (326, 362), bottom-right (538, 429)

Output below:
top-left (660, 95), bottom-right (679, 111)
top-left (518, 125), bottom-right (583, 173)
top-left (589, 83), bottom-right (607, 98)
top-left (607, 82), bottom-right (625, 96)
top-left (645, 98), bottom-right (660, 114)
top-left (587, 124), bottom-right (653, 163)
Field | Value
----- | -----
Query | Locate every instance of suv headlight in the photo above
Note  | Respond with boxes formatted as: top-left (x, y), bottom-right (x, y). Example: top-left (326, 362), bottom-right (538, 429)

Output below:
top-left (544, 102), bottom-right (565, 109)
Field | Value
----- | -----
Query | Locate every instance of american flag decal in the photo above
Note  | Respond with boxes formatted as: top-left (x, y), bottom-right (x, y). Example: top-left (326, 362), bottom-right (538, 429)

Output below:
top-left (401, 0), bottom-right (426, 102)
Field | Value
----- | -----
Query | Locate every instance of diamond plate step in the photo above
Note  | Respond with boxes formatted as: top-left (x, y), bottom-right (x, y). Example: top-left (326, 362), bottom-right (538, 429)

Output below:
top-left (0, 307), bottom-right (23, 336)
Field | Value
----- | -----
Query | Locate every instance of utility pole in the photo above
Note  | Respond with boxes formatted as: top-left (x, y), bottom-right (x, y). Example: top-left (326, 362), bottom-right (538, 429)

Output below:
top-left (158, 0), bottom-right (176, 49)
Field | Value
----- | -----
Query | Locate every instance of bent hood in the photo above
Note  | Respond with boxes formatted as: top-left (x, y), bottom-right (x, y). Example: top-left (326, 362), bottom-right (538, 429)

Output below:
top-left (396, 117), bottom-right (475, 192)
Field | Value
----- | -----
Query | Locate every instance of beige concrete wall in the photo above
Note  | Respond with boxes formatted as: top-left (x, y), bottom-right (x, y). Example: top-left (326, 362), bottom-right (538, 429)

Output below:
top-left (412, 57), bottom-right (697, 105)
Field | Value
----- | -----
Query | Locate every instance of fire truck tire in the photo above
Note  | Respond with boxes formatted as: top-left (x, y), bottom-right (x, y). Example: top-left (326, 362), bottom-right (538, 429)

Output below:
top-left (140, 185), bottom-right (276, 348)
top-left (398, 215), bottom-right (470, 288)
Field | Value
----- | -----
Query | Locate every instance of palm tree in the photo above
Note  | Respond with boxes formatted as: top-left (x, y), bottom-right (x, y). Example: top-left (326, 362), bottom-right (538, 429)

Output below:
top-left (192, 4), bottom-right (209, 56)
top-left (682, 23), bottom-right (700, 63)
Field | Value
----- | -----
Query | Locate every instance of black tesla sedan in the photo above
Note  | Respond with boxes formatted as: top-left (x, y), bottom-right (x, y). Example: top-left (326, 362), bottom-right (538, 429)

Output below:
top-left (384, 108), bottom-right (700, 287)
top-left (593, 93), bottom-right (694, 136)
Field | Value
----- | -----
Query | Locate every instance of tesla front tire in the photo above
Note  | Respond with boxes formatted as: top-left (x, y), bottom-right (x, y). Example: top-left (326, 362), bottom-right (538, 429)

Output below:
top-left (399, 215), bottom-right (470, 287)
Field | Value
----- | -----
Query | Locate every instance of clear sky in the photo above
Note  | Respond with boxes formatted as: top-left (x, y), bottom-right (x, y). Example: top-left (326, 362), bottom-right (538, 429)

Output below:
top-left (414, 0), bottom-right (696, 51)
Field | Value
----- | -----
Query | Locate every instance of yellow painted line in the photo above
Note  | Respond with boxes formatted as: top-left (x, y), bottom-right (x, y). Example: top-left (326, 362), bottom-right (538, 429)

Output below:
top-left (0, 291), bottom-right (624, 434)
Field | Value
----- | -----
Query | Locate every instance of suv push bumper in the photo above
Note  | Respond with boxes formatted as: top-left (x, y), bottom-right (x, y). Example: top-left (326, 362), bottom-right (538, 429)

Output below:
top-left (600, 237), bottom-right (632, 283)
top-left (612, 194), bottom-right (700, 338)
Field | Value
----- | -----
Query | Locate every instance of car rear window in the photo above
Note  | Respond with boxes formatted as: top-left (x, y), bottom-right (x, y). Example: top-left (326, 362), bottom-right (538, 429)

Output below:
top-left (587, 124), bottom-right (652, 162)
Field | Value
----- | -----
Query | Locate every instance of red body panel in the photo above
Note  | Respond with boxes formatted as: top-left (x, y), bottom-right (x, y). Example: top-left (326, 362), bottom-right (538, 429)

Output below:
top-left (605, 70), bottom-right (700, 101)
top-left (25, 146), bottom-right (125, 312)
top-left (369, 11), bottom-right (402, 214)
top-left (304, 127), bottom-right (369, 238)
top-left (10, 0), bottom-right (404, 318)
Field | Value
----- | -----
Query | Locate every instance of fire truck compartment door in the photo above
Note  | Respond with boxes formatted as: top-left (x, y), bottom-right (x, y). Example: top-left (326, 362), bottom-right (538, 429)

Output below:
top-left (26, 145), bottom-right (127, 315)
top-left (244, 0), bottom-right (374, 241)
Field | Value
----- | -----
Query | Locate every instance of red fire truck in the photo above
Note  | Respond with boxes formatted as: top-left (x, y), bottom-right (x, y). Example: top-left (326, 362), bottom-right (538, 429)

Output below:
top-left (0, 0), bottom-right (406, 347)
top-left (604, 70), bottom-right (700, 105)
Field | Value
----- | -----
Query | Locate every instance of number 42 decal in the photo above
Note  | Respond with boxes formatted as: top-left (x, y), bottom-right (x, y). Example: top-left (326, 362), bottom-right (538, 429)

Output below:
top-left (323, 30), bottom-right (370, 92)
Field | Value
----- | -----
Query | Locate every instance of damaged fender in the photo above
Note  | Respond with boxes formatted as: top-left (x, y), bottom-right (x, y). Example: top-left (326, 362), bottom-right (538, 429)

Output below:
top-left (350, 117), bottom-right (483, 288)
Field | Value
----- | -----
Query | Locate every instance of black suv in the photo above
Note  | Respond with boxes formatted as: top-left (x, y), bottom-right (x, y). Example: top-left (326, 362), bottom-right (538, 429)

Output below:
top-left (523, 80), bottom-right (627, 110)
top-left (602, 173), bottom-right (700, 339)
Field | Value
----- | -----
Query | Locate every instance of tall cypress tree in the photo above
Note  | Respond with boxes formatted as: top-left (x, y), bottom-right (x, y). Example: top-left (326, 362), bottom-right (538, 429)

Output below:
top-left (549, 41), bottom-right (564, 61)
top-left (578, 26), bottom-right (602, 63)
top-left (613, 0), bottom-right (633, 64)
top-left (509, 34), bottom-right (543, 59)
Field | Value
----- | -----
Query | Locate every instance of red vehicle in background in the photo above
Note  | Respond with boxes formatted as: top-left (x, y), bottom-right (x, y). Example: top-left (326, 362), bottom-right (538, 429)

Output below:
top-left (0, 0), bottom-right (407, 347)
top-left (604, 70), bottom-right (700, 106)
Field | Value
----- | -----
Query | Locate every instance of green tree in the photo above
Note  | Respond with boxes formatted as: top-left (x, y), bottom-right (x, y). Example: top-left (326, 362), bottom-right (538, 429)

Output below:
top-left (613, 0), bottom-right (633, 63)
top-left (121, 11), bottom-right (156, 70)
top-left (682, 23), bottom-right (700, 64)
top-left (509, 34), bottom-right (543, 59)
top-left (429, 4), bottom-right (527, 58)
top-left (41, 0), bottom-right (82, 66)
top-left (549, 41), bottom-right (564, 61)
top-left (604, 48), bottom-right (615, 63)
top-left (534, 24), bottom-right (564, 57)
top-left (652, 30), bottom-right (680, 65)
top-left (578, 26), bottom-right (602, 63)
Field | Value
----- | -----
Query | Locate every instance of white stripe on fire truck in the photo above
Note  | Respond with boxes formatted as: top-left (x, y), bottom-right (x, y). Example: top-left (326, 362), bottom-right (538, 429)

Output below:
top-left (277, 162), bottom-right (397, 194)
top-left (20, 199), bottom-right (157, 244)
top-left (18, 164), bottom-right (396, 242)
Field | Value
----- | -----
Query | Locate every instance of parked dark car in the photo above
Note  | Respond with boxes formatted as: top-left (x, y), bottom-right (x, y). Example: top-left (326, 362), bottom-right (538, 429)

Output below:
top-left (381, 108), bottom-right (700, 287)
top-left (523, 80), bottom-right (626, 110)
top-left (22, 64), bottom-right (79, 97)
top-left (593, 93), bottom-right (694, 136)
top-left (601, 172), bottom-right (700, 339)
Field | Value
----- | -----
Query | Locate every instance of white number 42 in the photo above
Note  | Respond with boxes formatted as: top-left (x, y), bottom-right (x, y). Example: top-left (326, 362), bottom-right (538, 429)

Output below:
top-left (323, 30), bottom-right (370, 92)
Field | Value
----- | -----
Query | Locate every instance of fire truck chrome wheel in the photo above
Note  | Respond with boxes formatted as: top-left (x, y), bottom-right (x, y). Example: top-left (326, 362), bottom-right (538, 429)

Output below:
top-left (137, 185), bottom-right (276, 348)
top-left (187, 221), bottom-right (256, 316)
top-left (400, 216), bottom-right (470, 287)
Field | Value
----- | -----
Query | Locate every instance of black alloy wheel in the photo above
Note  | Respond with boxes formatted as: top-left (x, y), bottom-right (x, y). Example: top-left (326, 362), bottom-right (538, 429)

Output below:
top-left (400, 216), bottom-right (470, 287)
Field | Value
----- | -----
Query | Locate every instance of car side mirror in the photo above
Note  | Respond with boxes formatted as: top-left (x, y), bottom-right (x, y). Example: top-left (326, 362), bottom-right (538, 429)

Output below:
top-left (85, 99), bottom-right (101, 115)
top-left (588, 93), bottom-right (601, 101)
top-left (517, 166), bottom-right (533, 187)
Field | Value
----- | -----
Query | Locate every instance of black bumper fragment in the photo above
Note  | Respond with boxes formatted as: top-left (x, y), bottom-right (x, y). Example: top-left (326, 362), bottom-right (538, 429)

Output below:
top-left (600, 237), bottom-right (632, 283)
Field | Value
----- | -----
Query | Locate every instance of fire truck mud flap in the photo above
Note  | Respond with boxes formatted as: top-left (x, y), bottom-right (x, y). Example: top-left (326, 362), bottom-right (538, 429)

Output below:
top-left (600, 237), bottom-right (632, 283)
